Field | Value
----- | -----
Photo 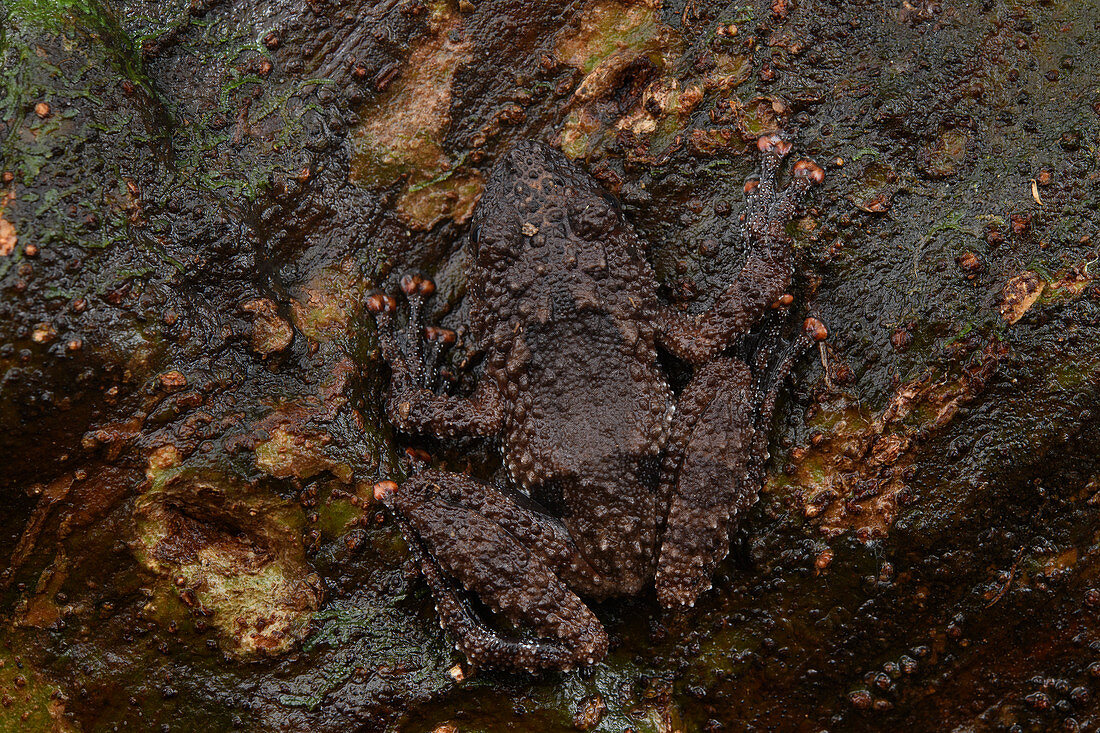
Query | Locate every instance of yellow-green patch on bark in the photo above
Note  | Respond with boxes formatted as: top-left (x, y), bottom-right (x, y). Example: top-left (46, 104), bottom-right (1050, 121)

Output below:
top-left (132, 467), bottom-right (321, 658)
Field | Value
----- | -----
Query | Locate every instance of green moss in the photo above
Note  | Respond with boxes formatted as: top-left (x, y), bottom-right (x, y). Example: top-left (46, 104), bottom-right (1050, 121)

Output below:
top-left (6, 0), bottom-right (161, 102)
top-left (6, 0), bottom-right (104, 31)
top-left (315, 490), bottom-right (362, 538)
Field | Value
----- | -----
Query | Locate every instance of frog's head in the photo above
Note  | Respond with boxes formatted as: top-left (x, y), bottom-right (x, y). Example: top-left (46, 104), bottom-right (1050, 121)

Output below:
top-left (470, 141), bottom-right (625, 263)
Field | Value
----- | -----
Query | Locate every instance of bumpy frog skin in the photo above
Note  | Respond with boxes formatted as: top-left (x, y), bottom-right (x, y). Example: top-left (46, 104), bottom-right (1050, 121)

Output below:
top-left (368, 137), bottom-right (824, 672)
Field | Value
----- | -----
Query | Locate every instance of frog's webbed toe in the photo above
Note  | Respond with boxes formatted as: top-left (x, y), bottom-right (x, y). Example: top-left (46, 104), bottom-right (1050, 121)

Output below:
top-left (655, 358), bottom-right (757, 608)
top-left (376, 471), bottom-right (608, 672)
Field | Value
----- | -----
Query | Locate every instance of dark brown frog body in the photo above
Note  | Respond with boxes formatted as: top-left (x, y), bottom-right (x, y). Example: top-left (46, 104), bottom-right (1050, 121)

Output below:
top-left (369, 138), bottom-right (823, 672)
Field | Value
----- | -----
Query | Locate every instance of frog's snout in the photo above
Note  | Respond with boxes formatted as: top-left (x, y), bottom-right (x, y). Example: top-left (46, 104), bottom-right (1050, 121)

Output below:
top-left (496, 141), bottom-right (562, 185)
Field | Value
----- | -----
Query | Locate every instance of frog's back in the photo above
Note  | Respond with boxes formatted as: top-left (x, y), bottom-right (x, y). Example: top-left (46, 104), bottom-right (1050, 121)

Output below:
top-left (502, 310), bottom-right (672, 485)
top-left (466, 142), bottom-right (673, 485)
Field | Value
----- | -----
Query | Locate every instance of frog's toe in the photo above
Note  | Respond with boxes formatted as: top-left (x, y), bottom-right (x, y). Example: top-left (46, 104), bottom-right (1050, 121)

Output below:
top-left (399, 272), bottom-right (436, 298)
top-left (803, 317), bottom-right (828, 342)
top-left (793, 159), bottom-right (825, 185)
top-left (424, 326), bottom-right (456, 345)
top-left (655, 549), bottom-right (718, 609)
top-left (756, 134), bottom-right (792, 156)
top-left (365, 292), bottom-right (398, 315)
top-left (372, 479), bottom-right (399, 505)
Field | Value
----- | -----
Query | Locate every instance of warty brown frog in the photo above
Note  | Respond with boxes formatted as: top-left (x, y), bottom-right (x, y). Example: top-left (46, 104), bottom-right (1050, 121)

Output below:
top-left (368, 136), bottom-right (824, 672)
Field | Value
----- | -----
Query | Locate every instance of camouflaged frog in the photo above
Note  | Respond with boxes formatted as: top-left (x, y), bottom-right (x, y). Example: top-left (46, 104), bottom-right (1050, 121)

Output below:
top-left (368, 136), bottom-right (824, 672)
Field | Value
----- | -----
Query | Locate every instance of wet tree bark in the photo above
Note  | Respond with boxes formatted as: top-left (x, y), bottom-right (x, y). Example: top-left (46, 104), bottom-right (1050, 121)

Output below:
top-left (2, 0), bottom-right (1099, 730)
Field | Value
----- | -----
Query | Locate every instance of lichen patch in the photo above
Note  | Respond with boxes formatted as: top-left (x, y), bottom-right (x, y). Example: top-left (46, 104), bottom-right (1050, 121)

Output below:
top-left (132, 468), bottom-right (322, 658)
top-left (555, 0), bottom-right (664, 76)
top-left (554, 0), bottom-right (775, 160)
top-left (1000, 271), bottom-right (1044, 324)
top-left (240, 298), bottom-right (294, 356)
top-left (773, 340), bottom-right (1008, 540)
top-left (0, 187), bottom-right (16, 256)
top-left (1000, 262), bottom-right (1095, 325)
top-left (255, 425), bottom-right (351, 483)
top-left (288, 258), bottom-right (365, 344)
top-left (349, 3), bottom-right (481, 230)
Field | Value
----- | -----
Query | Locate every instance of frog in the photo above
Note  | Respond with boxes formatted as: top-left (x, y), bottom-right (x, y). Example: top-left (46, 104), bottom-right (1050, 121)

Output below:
top-left (367, 135), bottom-right (825, 673)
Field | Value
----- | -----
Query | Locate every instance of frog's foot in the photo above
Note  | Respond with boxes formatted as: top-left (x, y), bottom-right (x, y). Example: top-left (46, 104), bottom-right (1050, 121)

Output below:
top-left (369, 276), bottom-right (501, 438)
top-left (743, 317), bottom-right (828, 486)
top-left (367, 274), bottom-right (454, 395)
top-left (743, 135), bottom-right (825, 244)
top-left (655, 138), bottom-right (824, 365)
top-left (374, 472), bottom-right (608, 672)
top-left (655, 358), bottom-right (756, 608)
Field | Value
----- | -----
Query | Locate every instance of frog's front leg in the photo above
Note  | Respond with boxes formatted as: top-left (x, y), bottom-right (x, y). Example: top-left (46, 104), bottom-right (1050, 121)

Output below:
top-left (375, 471), bottom-right (609, 672)
top-left (367, 274), bottom-right (504, 437)
top-left (656, 137), bottom-right (824, 365)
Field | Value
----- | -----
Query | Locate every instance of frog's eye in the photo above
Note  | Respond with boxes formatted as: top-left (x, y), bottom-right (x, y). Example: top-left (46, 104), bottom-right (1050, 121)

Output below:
top-left (600, 191), bottom-right (621, 213)
top-left (469, 223), bottom-right (481, 246)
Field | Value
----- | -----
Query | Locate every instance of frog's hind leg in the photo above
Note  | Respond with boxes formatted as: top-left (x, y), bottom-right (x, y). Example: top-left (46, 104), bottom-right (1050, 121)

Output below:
top-left (655, 357), bottom-right (757, 608)
top-left (654, 318), bottom-right (827, 608)
top-left (653, 136), bottom-right (827, 607)
top-left (376, 471), bottom-right (608, 672)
